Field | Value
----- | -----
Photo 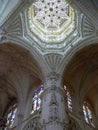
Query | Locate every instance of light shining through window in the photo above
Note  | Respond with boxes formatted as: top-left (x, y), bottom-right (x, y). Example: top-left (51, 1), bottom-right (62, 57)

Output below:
top-left (33, 0), bottom-right (70, 29)
top-left (31, 84), bottom-right (44, 114)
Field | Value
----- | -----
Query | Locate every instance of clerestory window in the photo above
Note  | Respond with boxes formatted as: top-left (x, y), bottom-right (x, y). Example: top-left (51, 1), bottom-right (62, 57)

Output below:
top-left (6, 104), bottom-right (17, 128)
top-left (83, 102), bottom-right (95, 128)
top-left (31, 84), bottom-right (44, 114)
top-left (64, 85), bottom-right (72, 111)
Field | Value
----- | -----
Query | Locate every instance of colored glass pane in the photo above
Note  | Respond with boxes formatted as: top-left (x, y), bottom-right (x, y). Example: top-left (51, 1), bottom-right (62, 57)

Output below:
top-left (83, 103), bottom-right (95, 127)
top-left (7, 104), bottom-right (17, 128)
top-left (31, 84), bottom-right (44, 114)
top-left (64, 85), bottom-right (72, 111)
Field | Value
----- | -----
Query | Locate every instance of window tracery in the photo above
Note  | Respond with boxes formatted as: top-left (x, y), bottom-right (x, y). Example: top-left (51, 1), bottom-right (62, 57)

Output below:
top-left (31, 84), bottom-right (44, 114)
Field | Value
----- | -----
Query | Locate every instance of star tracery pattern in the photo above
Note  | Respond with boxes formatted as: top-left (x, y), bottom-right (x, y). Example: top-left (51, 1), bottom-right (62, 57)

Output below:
top-left (33, 0), bottom-right (70, 29)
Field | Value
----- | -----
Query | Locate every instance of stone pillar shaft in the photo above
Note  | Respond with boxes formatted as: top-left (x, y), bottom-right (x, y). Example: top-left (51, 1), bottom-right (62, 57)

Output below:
top-left (40, 72), bottom-right (69, 130)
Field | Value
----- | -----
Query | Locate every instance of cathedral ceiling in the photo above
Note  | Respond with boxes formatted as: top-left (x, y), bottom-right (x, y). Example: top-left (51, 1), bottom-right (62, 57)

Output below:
top-left (0, 43), bottom-right (43, 116)
top-left (0, 0), bottom-right (98, 120)
top-left (0, 0), bottom-right (21, 26)
top-left (0, 0), bottom-right (97, 54)
top-left (92, 0), bottom-right (98, 9)
top-left (67, 0), bottom-right (98, 26)
top-left (28, 0), bottom-right (75, 44)
top-left (63, 44), bottom-right (98, 115)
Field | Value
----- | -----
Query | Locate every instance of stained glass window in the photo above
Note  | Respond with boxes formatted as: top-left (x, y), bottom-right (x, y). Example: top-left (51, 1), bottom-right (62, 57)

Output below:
top-left (64, 85), bottom-right (72, 111)
top-left (31, 84), bottom-right (44, 114)
top-left (83, 102), bottom-right (95, 127)
top-left (6, 104), bottom-right (17, 128)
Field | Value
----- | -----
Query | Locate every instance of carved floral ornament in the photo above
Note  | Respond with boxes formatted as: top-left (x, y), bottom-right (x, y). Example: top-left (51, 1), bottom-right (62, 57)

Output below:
top-left (28, 0), bottom-right (76, 44)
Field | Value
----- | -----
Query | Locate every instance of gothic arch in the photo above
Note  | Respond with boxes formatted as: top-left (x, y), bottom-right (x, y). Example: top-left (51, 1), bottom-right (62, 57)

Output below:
top-left (0, 42), bottom-right (46, 128)
top-left (62, 44), bottom-right (98, 123)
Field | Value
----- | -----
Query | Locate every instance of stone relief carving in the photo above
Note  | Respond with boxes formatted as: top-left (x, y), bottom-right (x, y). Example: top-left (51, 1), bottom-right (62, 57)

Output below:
top-left (46, 72), bottom-right (60, 90)
top-left (48, 93), bottom-right (59, 122)
top-left (47, 72), bottom-right (59, 84)
top-left (49, 92), bottom-right (58, 106)
top-left (47, 92), bottom-right (67, 130)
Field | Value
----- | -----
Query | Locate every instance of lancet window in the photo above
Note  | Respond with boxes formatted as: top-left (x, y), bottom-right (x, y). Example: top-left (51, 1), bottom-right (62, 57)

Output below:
top-left (83, 102), bottom-right (95, 127)
top-left (31, 84), bottom-right (44, 114)
top-left (7, 104), bottom-right (17, 128)
top-left (64, 85), bottom-right (72, 111)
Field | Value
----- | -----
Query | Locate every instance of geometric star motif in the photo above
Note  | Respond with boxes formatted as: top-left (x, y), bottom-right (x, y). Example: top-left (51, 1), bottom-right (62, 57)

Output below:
top-left (33, 0), bottom-right (70, 29)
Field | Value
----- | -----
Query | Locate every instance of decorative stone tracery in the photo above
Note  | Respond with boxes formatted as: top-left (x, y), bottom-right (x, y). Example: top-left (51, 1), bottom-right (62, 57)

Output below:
top-left (33, 0), bottom-right (70, 29)
top-left (28, 0), bottom-right (75, 44)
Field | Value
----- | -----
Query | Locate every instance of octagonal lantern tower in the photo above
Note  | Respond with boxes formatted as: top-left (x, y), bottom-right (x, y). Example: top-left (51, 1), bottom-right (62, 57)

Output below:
top-left (28, 0), bottom-right (75, 44)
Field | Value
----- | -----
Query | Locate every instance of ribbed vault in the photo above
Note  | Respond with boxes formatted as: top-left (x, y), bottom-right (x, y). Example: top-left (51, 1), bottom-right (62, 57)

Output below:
top-left (63, 44), bottom-right (98, 116)
top-left (0, 43), bottom-right (43, 116)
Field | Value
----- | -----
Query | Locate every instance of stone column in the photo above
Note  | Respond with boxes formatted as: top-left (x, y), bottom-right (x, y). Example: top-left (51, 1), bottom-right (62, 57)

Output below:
top-left (40, 72), bottom-right (69, 130)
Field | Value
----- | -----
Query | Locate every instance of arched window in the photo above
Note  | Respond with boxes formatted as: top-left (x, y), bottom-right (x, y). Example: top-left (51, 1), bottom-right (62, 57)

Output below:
top-left (64, 85), bottom-right (72, 111)
top-left (31, 84), bottom-right (44, 114)
top-left (6, 104), bottom-right (17, 128)
top-left (83, 102), bottom-right (95, 127)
